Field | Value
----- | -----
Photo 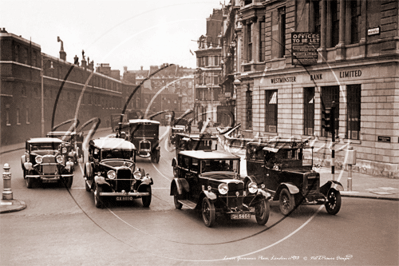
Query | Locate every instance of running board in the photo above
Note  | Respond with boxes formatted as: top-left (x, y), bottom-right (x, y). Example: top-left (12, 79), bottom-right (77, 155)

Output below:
top-left (178, 200), bottom-right (197, 209)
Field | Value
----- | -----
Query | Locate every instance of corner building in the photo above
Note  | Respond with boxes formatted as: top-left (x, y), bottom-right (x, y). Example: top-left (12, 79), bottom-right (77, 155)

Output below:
top-left (231, 0), bottom-right (399, 177)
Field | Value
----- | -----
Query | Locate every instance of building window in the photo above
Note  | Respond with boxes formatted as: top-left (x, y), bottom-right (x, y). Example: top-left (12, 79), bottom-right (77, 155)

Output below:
top-left (350, 0), bottom-right (361, 44)
top-left (21, 87), bottom-right (27, 97)
top-left (321, 86), bottom-right (339, 137)
top-left (330, 0), bottom-right (339, 47)
top-left (278, 7), bottom-right (286, 58)
top-left (16, 108), bottom-right (20, 125)
top-left (347, 84), bottom-right (361, 140)
top-left (247, 23), bottom-right (252, 62)
top-left (246, 90), bottom-right (252, 129)
top-left (313, 0), bottom-right (321, 34)
top-left (265, 90), bottom-right (278, 132)
top-left (259, 20), bottom-right (265, 62)
top-left (14, 45), bottom-right (19, 62)
top-left (26, 108), bottom-right (30, 124)
top-left (304, 87), bottom-right (315, 135)
top-left (6, 109), bottom-right (11, 126)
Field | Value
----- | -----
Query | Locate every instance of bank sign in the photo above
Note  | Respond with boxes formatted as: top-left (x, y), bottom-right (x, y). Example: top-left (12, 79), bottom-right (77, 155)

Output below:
top-left (291, 32), bottom-right (320, 66)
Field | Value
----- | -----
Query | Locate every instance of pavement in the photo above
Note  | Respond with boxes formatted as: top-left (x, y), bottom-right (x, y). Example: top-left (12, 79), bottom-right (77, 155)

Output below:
top-left (1, 126), bottom-right (398, 214)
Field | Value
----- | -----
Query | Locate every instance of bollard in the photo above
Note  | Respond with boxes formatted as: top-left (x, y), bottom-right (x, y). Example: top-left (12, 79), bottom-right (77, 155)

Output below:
top-left (2, 163), bottom-right (13, 200)
top-left (347, 163), bottom-right (352, 191)
top-left (346, 146), bottom-right (356, 192)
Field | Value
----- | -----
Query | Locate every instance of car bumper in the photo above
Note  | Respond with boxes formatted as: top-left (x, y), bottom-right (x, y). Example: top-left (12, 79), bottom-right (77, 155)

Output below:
top-left (99, 191), bottom-right (150, 197)
top-left (25, 174), bottom-right (73, 182)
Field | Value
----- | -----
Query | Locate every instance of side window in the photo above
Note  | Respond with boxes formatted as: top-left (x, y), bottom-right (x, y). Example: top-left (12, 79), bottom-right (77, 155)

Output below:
top-left (191, 158), bottom-right (199, 172)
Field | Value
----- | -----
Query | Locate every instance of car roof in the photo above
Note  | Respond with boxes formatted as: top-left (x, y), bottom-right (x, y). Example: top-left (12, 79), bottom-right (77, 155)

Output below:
top-left (129, 119), bottom-right (160, 125)
top-left (248, 139), bottom-right (309, 152)
top-left (91, 137), bottom-right (136, 150)
top-left (47, 131), bottom-right (75, 136)
top-left (27, 137), bottom-right (64, 144)
top-left (175, 133), bottom-right (217, 140)
top-left (178, 150), bottom-right (240, 160)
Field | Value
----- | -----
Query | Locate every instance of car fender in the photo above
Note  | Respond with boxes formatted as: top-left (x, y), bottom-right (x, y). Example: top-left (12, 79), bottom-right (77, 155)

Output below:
top-left (274, 183), bottom-right (300, 200)
top-left (94, 175), bottom-right (110, 187)
top-left (170, 178), bottom-right (190, 196)
top-left (171, 158), bottom-right (177, 167)
top-left (140, 175), bottom-right (153, 186)
top-left (21, 155), bottom-right (26, 170)
top-left (203, 190), bottom-right (217, 201)
top-left (257, 189), bottom-right (272, 200)
top-left (320, 180), bottom-right (344, 196)
top-left (138, 183), bottom-right (151, 192)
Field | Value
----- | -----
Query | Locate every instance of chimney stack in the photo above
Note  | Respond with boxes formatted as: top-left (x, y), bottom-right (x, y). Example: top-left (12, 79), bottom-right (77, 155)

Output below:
top-left (57, 36), bottom-right (66, 61)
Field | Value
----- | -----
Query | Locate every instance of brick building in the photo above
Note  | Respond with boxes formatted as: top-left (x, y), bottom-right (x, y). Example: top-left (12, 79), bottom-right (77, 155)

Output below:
top-left (220, 0), bottom-right (399, 177)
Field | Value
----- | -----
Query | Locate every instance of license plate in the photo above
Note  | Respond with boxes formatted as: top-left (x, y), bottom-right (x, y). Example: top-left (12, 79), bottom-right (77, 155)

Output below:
top-left (116, 196), bottom-right (134, 201)
top-left (231, 213), bottom-right (251, 220)
top-left (42, 179), bottom-right (57, 183)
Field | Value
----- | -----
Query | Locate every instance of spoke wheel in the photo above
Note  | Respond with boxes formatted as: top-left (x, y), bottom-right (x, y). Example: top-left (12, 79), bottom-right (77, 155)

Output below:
top-left (94, 185), bottom-right (104, 208)
top-left (142, 186), bottom-right (152, 207)
top-left (325, 189), bottom-right (342, 215)
top-left (255, 199), bottom-right (270, 225)
top-left (202, 197), bottom-right (215, 227)
top-left (174, 191), bottom-right (182, 209)
top-left (279, 188), bottom-right (295, 216)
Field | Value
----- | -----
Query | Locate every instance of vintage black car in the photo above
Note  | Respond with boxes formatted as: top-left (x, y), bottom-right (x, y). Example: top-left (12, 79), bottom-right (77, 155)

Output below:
top-left (170, 150), bottom-right (271, 227)
top-left (128, 119), bottom-right (160, 163)
top-left (21, 138), bottom-right (74, 188)
top-left (46, 131), bottom-right (84, 165)
top-left (246, 139), bottom-right (344, 215)
top-left (84, 137), bottom-right (153, 208)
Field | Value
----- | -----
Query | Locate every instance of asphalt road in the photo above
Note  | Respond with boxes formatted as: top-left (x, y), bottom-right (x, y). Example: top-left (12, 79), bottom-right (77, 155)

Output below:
top-left (1, 128), bottom-right (398, 265)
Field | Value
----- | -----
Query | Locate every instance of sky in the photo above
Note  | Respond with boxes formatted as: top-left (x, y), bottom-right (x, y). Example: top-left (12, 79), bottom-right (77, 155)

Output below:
top-left (1, 0), bottom-right (225, 72)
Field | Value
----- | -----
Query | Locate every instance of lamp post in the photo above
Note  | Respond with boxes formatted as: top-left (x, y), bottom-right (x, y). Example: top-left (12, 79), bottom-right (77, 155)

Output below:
top-left (233, 78), bottom-right (241, 126)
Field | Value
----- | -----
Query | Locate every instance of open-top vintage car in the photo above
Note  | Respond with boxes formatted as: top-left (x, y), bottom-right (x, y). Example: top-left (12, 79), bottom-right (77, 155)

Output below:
top-left (170, 150), bottom-right (271, 227)
top-left (21, 137), bottom-right (74, 188)
top-left (246, 139), bottom-right (344, 215)
top-left (84, 137), bottom-right (153, 208)
top-left (128, 119), bottom-right (160, 163)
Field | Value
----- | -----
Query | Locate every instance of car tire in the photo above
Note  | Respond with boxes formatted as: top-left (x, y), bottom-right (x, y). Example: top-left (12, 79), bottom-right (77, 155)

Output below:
top-left (142, 186), bottom-right (152, 207)
top-left (94, 185), bottom-right (104, 209)
top-left (173, 167), bottom-right (179, 178)
top-left (26, 177), bottom-right (34, 189)
top-left (174, 191), bottom-right (182, 209)
top-left (325, 189), bottom-right (342, 215)
top-left (23, 169), bottom-right (27, 179)
top-left (202, 197), bottom-right (215, 227)
top-left (279, 188), bottom-right (295, 216)
top-left (85, 180), bottom-right (91, 192)
top-left (255, 199), bottom-right (270, 225)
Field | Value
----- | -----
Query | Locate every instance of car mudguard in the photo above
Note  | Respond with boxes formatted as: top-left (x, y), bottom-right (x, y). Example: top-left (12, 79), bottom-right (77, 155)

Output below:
top-left (274, 183), bottom-right (300, 200)
top-left (171, 158), bottom-right (176, 167)
top-left (320, 180), bottom-right (344, 196)
top-left (140, 175), bottom-right (153, 186)
top-left (170, 178), bottom-right (190, 196)
top-left (203, 190), bottom-right (217, 201)
top-left (21, 155), bottom-right (26, 170)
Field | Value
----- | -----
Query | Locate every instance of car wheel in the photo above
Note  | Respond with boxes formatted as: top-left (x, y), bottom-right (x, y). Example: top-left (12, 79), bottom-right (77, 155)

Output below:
top-left (173, 167), bottom-right (179, 178)
top-left (23, 169), bottom-right (27, 179)
top-left (26, 176), bottom-right (34, 189)
top-left (202, 197), bottom-right (215, 227)
top-left (279, 188), bottom-right (295, 216)
top-left (255, 199), bottom-right (270, 225)
top-left (94, 185), bottom-right (104, 208)
top-left (142, 186), bottom-right (152, 207)
top-left (325, 189), bottom-right (342, 215)
top-left (174, 191), bottom-right (182, 209)
top-left (65, 176), bottom-right (73, 189)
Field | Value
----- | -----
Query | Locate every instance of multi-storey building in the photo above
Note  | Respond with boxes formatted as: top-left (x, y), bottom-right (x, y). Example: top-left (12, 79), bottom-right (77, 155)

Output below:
top-left (226, 0), bottom-right (399, 177)
top-left (194, 8), bottom-right (224, 125)
top-left (0, 28), bottom-right (124, 146)
top-left (123, 64), bottom-right (195, 124)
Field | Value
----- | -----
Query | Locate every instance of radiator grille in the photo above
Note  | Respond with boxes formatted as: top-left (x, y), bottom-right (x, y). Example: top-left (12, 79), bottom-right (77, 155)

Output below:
top-left (116, 169), bottom-right (132, 191)
top-left (42, 165), bottom-right (57, 175)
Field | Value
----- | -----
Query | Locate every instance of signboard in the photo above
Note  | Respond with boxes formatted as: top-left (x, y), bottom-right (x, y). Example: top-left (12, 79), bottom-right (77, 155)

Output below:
top-left (378, 136), bottom-right (391, 143)
top-left (368, 27), bottom-right (380, 36)
top-left (291, 32), bottom-right (320, 66)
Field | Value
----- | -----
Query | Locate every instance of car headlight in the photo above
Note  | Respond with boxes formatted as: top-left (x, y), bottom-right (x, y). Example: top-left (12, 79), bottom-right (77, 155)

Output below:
top-left (56, 155), bottom-right (64, 164)
top-left (62, 147), bottom-right (68, 153)
top-left (107, 170), bottom-right (116, 180)
top-left (248, 182), bottom-right (258, 194)
top-left (133, 171), bottom-right (142, 180)
top-left (218, 183), bottom-right (228, 195)
top-left (35, 156), bottom-right (43, 164)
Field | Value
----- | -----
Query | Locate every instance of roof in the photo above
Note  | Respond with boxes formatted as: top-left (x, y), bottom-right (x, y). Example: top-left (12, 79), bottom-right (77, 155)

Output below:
top-left (248, 139), bottom-right (309, 152)
top-left (178, 150), bottom-right (240, 160)
top-left (129, 119), bottom-right (160, 125)
top-left (175, 133), bottom-right (217, 140)
top-left (91, 138), bottom-right (136, 150)
top-left (27, 137), bottom-right (64, 144)
top-left (47, 131), bottom-right (74, 136)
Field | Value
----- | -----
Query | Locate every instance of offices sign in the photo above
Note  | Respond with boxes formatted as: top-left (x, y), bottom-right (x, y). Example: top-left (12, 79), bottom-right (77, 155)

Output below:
top-left (291, 32), bottom-right (320, 66)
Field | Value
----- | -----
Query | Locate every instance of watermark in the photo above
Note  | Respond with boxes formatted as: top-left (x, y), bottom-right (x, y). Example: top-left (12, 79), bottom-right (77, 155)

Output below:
top-left (223, 254), bottom-right (353, 262)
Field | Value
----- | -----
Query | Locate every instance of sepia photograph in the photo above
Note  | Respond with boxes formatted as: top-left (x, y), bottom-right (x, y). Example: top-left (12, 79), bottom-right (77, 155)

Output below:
top-left (1, 0), bottom-right (398, 265)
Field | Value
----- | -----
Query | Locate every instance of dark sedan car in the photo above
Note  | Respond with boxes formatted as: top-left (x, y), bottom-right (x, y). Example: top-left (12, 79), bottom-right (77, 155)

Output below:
top-left (171, 150), bottom-right (271, 227)
top-left (84, 137), bottom-right (153, 208)
top-left (246, 139), bottom-right (343, 215)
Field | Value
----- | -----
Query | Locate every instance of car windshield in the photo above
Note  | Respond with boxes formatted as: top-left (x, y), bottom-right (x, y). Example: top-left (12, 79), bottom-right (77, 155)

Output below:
top-left (200, 159), bottom-right (239, 173)
top-left (30, 143), bottom-right (60, 151)
top-left (130, 124), bottom-right (158, 137)
top-left (102, 149), bottom-right (134, 159)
